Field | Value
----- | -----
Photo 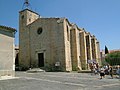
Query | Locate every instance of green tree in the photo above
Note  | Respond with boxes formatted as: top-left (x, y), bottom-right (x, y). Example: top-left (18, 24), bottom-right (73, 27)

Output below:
top-left (105, 51), bottom-right (120, 65)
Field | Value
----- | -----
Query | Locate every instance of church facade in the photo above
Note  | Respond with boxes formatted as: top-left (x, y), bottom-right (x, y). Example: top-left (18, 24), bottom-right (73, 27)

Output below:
top-left (19, 9), bottom-right (101, 71)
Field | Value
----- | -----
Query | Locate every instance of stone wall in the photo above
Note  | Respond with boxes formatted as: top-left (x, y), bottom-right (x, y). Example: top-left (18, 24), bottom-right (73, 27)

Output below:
top-left (19, 9), bottom-right (39, 69)
top-left (0, 28), bottom-right (15, 76)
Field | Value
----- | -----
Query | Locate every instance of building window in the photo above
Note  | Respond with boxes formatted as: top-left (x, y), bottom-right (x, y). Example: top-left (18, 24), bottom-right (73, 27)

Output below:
top-left (21, 15), bottom-right (24, 19)
top-left (37, 27), bottom-right (43, 34)
top-left (29, 18), bottom-right (31, 22)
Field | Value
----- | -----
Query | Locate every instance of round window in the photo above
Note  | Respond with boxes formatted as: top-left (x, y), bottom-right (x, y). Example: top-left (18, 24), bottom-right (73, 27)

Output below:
top-left (37, 27), bottom-right (43, 34)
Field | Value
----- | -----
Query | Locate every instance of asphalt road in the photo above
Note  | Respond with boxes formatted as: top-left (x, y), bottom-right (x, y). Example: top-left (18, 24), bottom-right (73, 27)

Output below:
top-left (0, 72), bottom-right (120, 90)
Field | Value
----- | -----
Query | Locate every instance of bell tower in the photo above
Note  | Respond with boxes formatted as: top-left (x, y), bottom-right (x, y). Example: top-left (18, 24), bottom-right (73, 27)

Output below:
top-left (19, 0), bottom-right (40, 69)
top-left (19, 0), bottom-right (40, 26)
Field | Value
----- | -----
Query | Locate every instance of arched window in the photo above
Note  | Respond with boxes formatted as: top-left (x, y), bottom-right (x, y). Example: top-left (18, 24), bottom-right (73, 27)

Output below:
top-left (21, 15), bottom-right (24, 19)
top-left (37, 27), bottom-right (43, 34)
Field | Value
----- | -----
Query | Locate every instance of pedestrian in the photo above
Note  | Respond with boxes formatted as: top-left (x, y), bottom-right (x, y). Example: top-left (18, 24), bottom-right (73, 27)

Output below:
top-left (104, 66), bottom-right (109, 75)
top-left (96, 63), bottom-right (99, 69)
top-left (89, 63), bottom-right (94, 75)
top-left (100, 67), bottom-right (105, 79)
top-left (116, 65), bottom-right (120, 79)
top-left (109, 66), bottom-right (113, 79)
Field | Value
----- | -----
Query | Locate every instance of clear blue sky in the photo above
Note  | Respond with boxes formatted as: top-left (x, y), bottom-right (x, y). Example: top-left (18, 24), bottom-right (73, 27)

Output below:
top-left (0, 0), bottom-right (120, 50)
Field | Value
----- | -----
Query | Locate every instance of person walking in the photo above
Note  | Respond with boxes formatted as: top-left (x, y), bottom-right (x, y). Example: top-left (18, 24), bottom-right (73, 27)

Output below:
top-left (116, 65), bottom-right (120, 79)
top-left (109, 66), bottom-right (113, 79)
top-left (100, 67), bottom-right (105, 79)
top-left (89, 63), bottom-right (94, 75)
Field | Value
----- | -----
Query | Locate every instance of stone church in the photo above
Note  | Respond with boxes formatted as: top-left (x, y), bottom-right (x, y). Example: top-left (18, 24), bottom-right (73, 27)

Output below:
top-left (19, 9), bottom-right (101, 71)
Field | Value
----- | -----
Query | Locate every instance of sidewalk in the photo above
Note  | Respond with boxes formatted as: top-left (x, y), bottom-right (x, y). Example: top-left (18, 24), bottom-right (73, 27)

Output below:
top-left (0, 75), bottom-right (18, 80)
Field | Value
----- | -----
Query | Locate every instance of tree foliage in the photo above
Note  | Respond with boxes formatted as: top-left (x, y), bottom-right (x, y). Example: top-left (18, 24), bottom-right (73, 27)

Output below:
top-left (105, 51), bottom-right (120, 65)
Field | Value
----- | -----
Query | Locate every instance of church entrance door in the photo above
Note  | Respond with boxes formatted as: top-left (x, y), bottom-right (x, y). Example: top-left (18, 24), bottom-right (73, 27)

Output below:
top-left (38, 53), bottom-right (44, 67)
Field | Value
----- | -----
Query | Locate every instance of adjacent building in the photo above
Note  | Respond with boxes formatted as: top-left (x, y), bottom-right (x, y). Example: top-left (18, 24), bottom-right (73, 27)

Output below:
top-left (19, 9), bottom-right (101, 71)
top-left (0, 25), bottom-right (16, 76)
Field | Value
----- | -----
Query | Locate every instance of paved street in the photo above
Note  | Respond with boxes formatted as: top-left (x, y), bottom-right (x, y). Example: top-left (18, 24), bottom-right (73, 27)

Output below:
top-left (0, 72), bottom-right (120, 90)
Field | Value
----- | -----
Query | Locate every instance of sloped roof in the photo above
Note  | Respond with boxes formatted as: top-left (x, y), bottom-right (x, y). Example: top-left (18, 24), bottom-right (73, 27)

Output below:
top-left (19, 9), bottom-right (39, 16)
top-left (0, 25), bottom-right (16, 32)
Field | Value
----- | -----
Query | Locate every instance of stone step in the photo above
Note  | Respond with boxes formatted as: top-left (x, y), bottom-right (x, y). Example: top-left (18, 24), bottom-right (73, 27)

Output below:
top-left (27, 68), bottom-right (45, 73)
